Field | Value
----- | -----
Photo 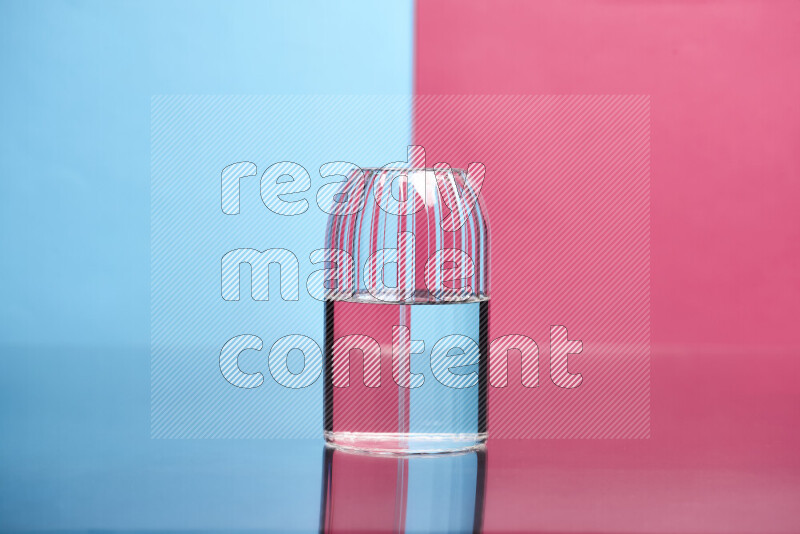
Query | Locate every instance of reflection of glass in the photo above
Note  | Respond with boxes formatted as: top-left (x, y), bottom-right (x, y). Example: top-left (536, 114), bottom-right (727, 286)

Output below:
top-left (319, 446), bottom-right (487, 533)
top-left (323, 166), bottom-right (490, 454)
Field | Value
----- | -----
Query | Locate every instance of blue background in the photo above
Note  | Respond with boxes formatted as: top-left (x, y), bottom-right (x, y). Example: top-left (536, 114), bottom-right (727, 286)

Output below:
top-left (150, 95), bottom-right (412, 438)
top-left (0, 1), bottom-right (413, 531)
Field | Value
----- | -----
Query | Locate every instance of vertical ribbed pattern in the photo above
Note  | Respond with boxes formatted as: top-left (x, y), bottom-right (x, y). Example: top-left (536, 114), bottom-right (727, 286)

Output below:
top-left (325, 166), bottom-right (490, 302)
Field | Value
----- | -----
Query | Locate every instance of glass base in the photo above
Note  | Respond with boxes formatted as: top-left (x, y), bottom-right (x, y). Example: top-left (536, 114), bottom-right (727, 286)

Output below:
top-left (324, 431), bottom-right (487, 456)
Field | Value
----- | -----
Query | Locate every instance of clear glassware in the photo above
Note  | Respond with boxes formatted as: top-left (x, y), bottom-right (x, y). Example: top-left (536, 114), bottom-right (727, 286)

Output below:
top-left (320, 446), bottom-right (487, 532)
top-left (322, 163), bottom-right (490, 454)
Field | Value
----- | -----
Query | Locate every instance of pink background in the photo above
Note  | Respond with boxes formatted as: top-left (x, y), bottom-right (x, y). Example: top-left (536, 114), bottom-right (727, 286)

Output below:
top-left (415, 0), bottom-right (800, 532)
top-left (415, 94), bottom-right (651, 439)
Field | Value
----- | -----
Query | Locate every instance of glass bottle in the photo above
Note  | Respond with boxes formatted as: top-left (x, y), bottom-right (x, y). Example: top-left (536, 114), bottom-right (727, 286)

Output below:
top-left (322, 163), bottom-right (489, 454)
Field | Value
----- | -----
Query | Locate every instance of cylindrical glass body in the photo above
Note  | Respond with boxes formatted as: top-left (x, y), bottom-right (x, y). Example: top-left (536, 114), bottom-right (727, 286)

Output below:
top-left (320, 446), bottom-right (486, 532)
top-left (322, 167), bottom-right (490, 454)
